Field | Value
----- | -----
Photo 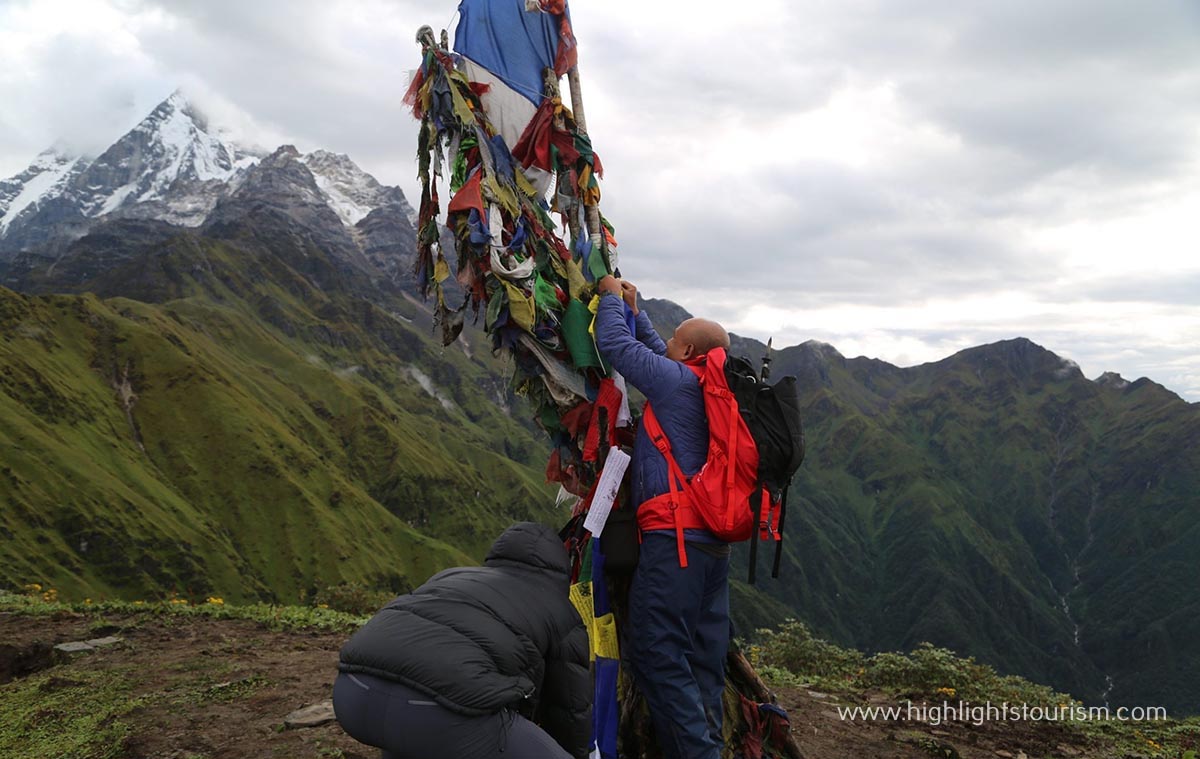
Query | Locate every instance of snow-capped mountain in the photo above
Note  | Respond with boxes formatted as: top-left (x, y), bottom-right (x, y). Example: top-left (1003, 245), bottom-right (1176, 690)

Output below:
top-left (0, 148), bottom-right (87, 235)
top-left (0, 91), bottom-right (417, 287)
top-left (73, 90), bottom-right (261, 225)
top-left (0, 92), bottom-right (261, 250)
top-left (300, 150), bottom-right (415, 228)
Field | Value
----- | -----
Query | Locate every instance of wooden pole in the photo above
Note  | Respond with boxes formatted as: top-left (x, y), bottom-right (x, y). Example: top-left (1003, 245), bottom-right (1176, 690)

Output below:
top-left (728, 648), bottom-right (810, 759)
top-left (566, 66), bottom-right (603, 241)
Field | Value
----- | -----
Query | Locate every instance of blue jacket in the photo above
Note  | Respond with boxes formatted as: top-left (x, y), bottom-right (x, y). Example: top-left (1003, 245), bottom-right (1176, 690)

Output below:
top-left (594, 294), bottom-right (711, 533)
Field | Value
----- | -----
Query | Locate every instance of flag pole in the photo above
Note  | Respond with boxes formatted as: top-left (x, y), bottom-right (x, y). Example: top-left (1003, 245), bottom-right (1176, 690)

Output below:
top-left (566, 66), bottom-right (603, 243)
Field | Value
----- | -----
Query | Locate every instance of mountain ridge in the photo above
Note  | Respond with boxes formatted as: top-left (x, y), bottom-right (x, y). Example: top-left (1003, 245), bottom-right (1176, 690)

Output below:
top-left (640, 297), bottom-right (1192, 404)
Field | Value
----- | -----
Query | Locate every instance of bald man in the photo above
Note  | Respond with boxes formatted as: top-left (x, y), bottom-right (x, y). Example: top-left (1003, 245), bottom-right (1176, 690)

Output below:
top-left (595, 275), bottom-right (731, 759)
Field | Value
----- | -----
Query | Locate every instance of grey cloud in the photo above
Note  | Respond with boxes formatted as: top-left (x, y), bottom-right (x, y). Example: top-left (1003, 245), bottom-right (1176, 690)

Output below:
top-left (609, 158), bottom-right (1053, 308)
top-left (846, 2), bottom-right (1199, 189)
top-left (587, 0), bottom-right (1200, 352)
top-left (0, 32), bottom-right (173, 167)
top-left (1082, 274), bottom-right (1200, 307)
top-left (123, 0), bottom-right (426, 180)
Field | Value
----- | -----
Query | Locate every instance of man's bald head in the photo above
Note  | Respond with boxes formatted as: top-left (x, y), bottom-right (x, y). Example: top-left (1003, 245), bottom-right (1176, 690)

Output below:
top-left (666, 317), bottom-right (730, 362)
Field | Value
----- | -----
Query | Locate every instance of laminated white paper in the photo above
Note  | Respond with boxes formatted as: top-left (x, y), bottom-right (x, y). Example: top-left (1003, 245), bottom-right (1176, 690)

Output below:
top-left (583, 448), bottom-right (631, 536)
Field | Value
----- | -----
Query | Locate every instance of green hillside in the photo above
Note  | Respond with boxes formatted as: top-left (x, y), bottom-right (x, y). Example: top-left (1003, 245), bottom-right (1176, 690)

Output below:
top-left (0, 231), bottom-right (558, 605)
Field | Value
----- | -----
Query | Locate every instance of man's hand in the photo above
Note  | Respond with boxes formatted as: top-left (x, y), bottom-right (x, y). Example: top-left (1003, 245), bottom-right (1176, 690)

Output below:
top-left (598, 276), bottom-right (639, 315)
top-left (598, 275), bottom-right (622, 296)
top-left (620, 280), bottom-right (639, 316)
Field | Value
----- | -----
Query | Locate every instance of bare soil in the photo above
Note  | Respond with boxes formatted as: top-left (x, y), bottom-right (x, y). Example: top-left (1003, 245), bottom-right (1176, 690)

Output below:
top-left (0, 610), bottom-right (1116, 759)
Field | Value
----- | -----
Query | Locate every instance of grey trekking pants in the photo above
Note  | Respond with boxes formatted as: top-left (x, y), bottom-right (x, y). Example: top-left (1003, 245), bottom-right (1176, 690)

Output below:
top-left (332, 672), bottom-right (573, 759)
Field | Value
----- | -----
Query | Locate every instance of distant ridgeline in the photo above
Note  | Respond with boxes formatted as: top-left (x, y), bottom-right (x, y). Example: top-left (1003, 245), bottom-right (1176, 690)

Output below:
top-left (1, 93), bottom-right (1198, 716)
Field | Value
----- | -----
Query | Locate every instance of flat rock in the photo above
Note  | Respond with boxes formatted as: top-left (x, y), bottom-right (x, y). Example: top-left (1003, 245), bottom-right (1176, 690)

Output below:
top-left (807, 690), bottom-right (830, 699)
top-left (285, 700), bottom-right (336, 729)
top-left (53, 641), bottom-right (95, 653)
top-left (85, 636), bottom-right (123, 647)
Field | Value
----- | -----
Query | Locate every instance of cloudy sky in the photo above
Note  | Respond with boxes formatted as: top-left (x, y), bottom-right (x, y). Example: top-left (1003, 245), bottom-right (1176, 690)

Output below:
top-left (2, 0), bottom-right (1198, 400)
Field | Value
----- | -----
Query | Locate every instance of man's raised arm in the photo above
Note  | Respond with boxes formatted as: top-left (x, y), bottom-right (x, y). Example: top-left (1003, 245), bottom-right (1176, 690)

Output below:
top-left (595, 276), bottom-right (683, 398)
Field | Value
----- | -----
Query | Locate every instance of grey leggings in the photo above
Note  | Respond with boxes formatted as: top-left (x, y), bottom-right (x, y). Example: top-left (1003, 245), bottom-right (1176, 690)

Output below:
top-left (332, 672), bottom-right (573, 759)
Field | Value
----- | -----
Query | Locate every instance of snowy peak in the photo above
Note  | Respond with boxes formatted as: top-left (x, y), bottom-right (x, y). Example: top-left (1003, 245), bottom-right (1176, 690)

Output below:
top-left (0, 91), bottom-right (265, 244)
top-left (1, 89), bottom-right (419, 288)
top-left (299, 149), bottom-right (410, 227)
top-left (75, 90), bottom-right (261, 223)
top-left (0, 147), bottom-right (87, 234)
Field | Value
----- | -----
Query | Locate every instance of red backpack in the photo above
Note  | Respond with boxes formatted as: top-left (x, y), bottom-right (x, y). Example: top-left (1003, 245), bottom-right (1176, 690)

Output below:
top-left (637, 347), bottom-right (781, 567)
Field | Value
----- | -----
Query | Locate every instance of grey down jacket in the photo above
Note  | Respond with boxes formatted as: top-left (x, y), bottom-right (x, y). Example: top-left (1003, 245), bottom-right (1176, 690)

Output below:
top-left (337, 522), bottom-right (591, 758)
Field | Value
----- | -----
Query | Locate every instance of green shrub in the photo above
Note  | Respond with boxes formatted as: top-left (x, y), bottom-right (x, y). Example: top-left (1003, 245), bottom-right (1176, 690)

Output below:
top-left (756, 619), bottom-right (864, 680)
top-left (312, 582), bottom-right (394, 616)
top-left (862, 642), bottom-right (1076, 707)
top-left (753, 619), bottom-right (1079, 709)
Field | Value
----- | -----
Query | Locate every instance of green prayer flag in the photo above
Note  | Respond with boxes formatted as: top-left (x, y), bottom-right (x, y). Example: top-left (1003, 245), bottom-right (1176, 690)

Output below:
top-left (587, 239), bottom-right (610, 281)
top-left (562, 299), bottom-right (602, 369)
top-left (540, 404), bottom-right (562, 432)
top-left (485, 285), bottom-right (505, 331)
top-left (534, 274), bottom-right (561, 313)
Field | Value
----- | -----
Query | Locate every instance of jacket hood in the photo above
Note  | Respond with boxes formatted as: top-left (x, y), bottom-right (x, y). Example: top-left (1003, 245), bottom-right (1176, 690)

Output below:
top-left (485, 522), bottom-right (570, 577)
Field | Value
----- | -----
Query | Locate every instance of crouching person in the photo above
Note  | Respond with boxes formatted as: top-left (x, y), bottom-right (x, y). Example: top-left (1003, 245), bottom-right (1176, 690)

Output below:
top-left (333, 522), bottom-right (591, 759)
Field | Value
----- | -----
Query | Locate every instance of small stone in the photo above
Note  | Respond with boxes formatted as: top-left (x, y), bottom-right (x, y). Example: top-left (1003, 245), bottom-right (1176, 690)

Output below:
top-left (85, 636), bottom-right (123, 648)
top-left (1056, 745), bottom-right (1081, 757)
top-left (285, 700), bottom-right (336, 729)
top-left (931, 729), bottom-right (952, 736)
top-left (1016, 752), bottom-right (1028, 759)
top-left (994, 751), bottom-right (1014, 758)
top-left (807, 690), bottom-right (829, 699)
top-left (54, 641), bottom-right (95, 653)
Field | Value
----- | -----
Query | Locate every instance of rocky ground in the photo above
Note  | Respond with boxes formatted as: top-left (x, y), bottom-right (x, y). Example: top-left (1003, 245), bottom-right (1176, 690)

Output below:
top-left (0, 609), bottom-right (1184, 759)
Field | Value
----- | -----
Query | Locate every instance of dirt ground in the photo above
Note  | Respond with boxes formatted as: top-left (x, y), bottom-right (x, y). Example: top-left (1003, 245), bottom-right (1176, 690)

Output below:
top-left (0, 610), bottom-right (1132, 759)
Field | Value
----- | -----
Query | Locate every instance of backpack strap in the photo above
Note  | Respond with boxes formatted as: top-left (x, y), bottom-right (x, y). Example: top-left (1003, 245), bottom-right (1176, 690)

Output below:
top-left (641, 402), bottom-right (693, 567)
top-left (771, 486), bottom-right (789, 579)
